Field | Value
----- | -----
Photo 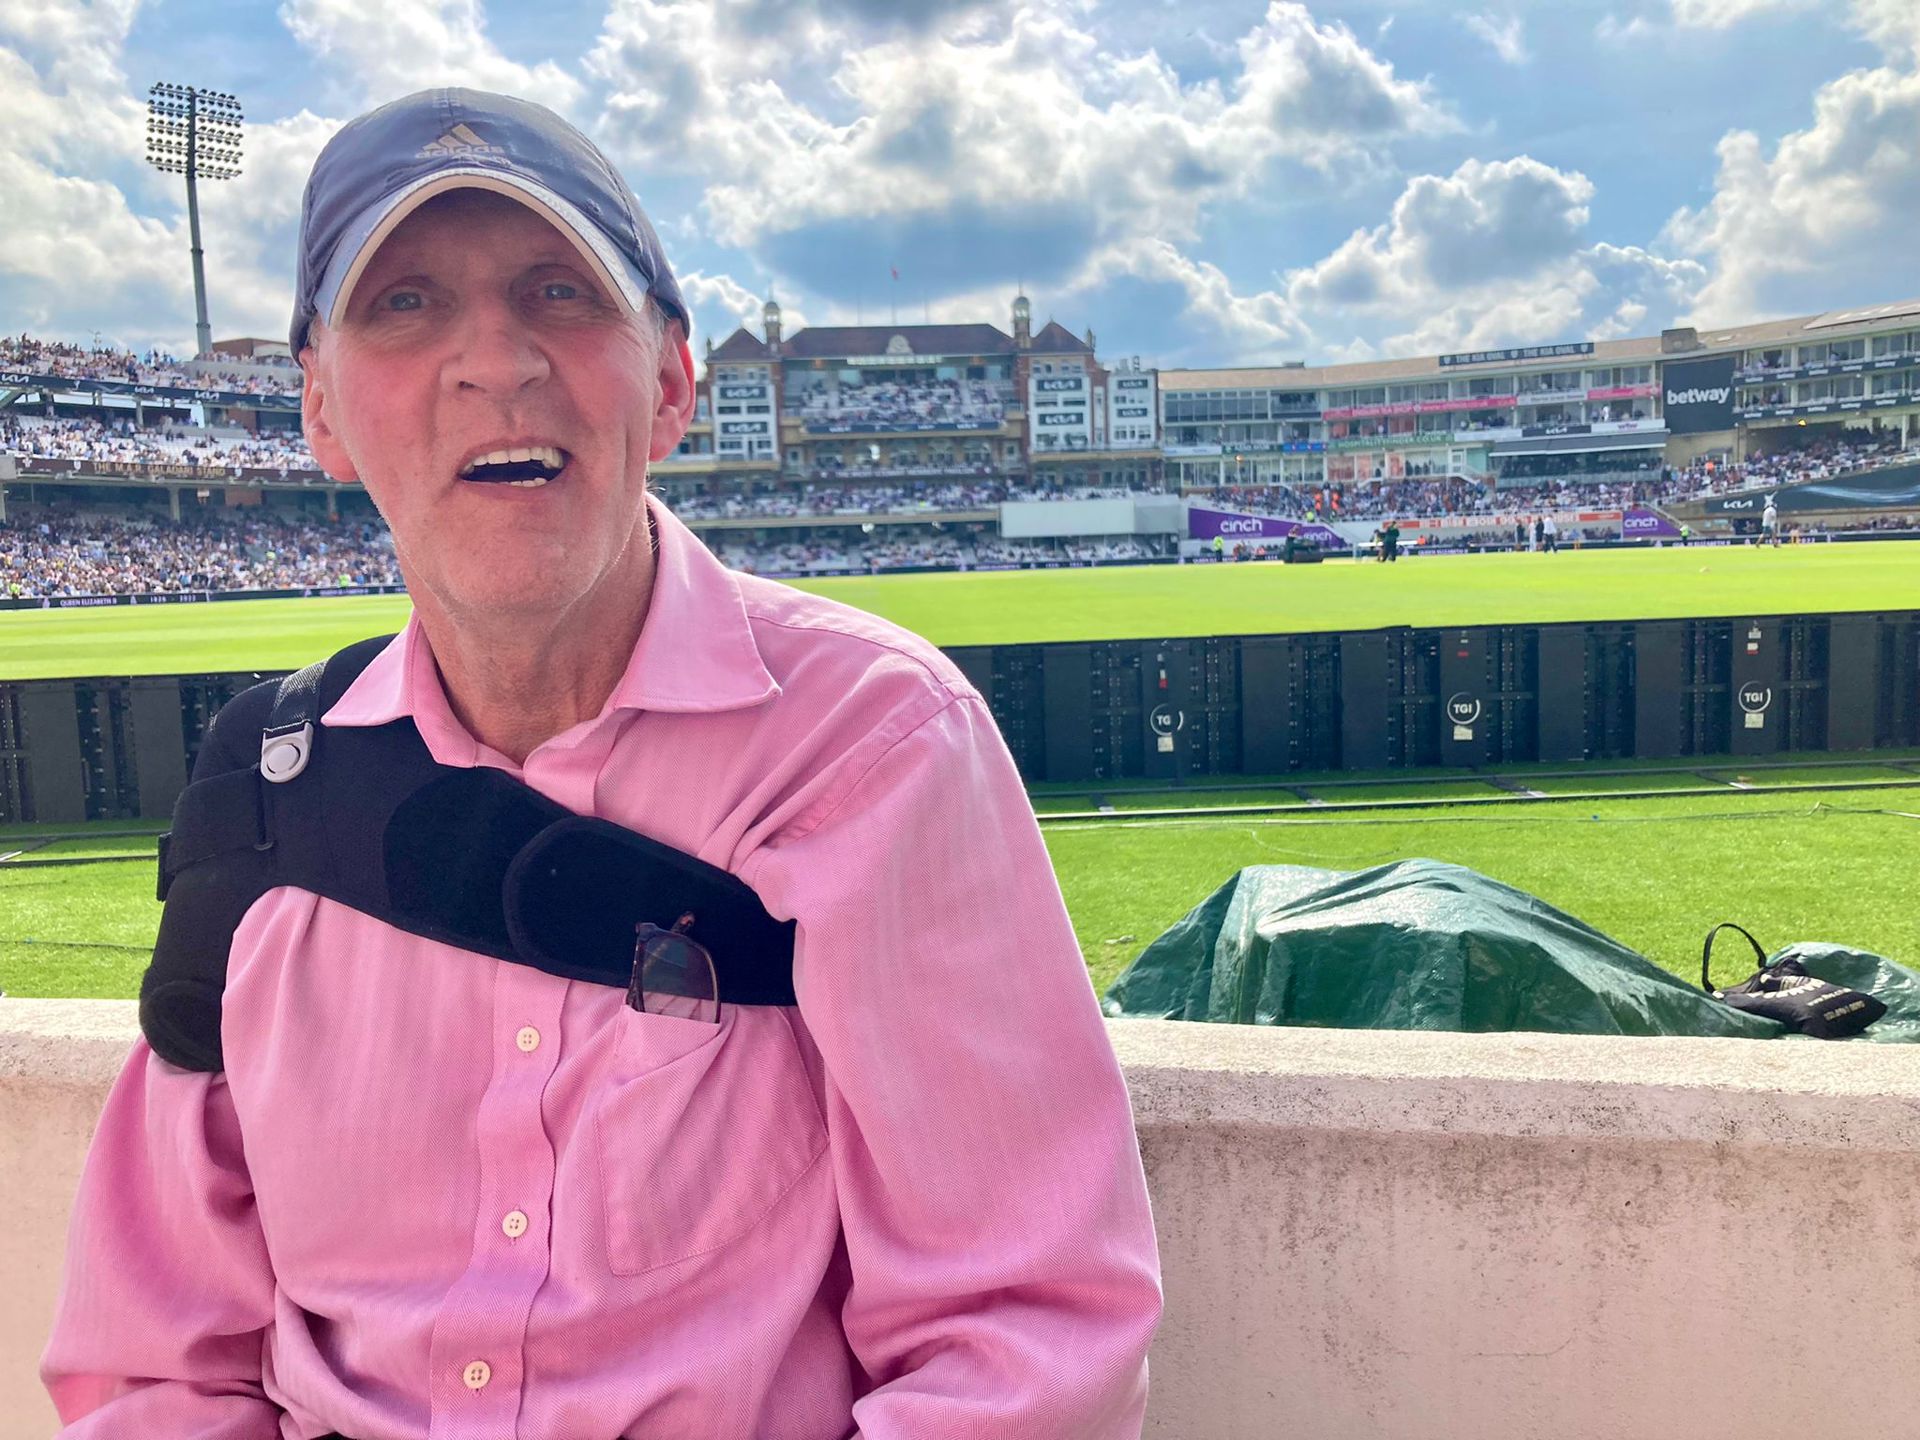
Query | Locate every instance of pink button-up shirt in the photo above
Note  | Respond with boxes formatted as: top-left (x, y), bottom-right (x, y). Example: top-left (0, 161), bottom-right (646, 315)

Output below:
top-left (41, 495), bottom-right (1162, 1438)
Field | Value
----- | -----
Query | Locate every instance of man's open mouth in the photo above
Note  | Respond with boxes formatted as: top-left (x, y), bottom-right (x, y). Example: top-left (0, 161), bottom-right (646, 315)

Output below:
top-left (458, 445), bottom-right (569, 488)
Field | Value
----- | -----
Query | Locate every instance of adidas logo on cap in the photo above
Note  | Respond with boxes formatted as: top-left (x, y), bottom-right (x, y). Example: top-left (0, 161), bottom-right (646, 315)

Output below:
top-left (418, 123), bottom-right (505, 158)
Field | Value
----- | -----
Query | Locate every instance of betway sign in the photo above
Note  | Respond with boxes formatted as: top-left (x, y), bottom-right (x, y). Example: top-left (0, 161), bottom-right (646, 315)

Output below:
top-left (1661, 354), bottom-right (1737, 435)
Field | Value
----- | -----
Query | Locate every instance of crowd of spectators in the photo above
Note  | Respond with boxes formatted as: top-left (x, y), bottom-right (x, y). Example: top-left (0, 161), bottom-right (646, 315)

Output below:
top-left (1836, 513), bottom-right (1920, 533)
top-left (669, 482), bottom-right (997, 518)
top-left (805, 459), bottom-right (1005, 480)
top-left (665, 480), bottom-right (1138, 518)
top-left (6, 396), bottom-right (1916, 595)
top-left (3, 416), bottom-right (318, 472)
top-left (790, 379), bottom-right (1006, 429)
top-left (0, 501), bottom-right (1170, 595)
top-left (1, 509), bottom-right (397, 598)
top-left (1736, 345), bottom-right (1917, 379)
top-left (713, 532), bottom-right (1161, 576)
top-left (1195, 444), bottom-right (1913, 526)
top-left (0, 335), bottom-right (302, 399)
top-left (1666, 432), bottom-right (1909, 498)
top-left (1482, 479), bottom-right (1665, 513)
top-left (1201, 476), bottom-right (1525, 523)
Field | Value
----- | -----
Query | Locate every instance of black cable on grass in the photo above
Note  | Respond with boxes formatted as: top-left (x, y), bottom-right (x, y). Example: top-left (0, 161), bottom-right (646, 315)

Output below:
top-left (0, 854), bottom-right (158, 869)
top-left (1805, 801), bottom-right (1920, 819)
top-left (4, 938), bottom-right (152, 952)
top-left (1048, 801), bottom-right (1909, 833)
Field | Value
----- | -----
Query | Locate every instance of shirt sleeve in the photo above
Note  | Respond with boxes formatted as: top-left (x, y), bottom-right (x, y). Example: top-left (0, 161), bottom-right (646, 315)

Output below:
top-left (39, 1040), bottom-right (282, 1437)
top-left (745, 692), bottom-right (1163, 1438)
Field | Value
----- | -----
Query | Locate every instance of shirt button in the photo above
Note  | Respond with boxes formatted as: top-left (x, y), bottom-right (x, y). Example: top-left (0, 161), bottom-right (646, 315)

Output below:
top-left (462, 1359), bottom-right (491, 1390)
top-left (515, 1025), bottom-right (541, 1053)
top-left (502, 1209), bottom-right (529, 1239)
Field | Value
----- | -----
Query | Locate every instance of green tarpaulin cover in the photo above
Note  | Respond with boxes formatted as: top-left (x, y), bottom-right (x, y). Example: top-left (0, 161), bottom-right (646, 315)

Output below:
top-left (1101, 858), bottom-right (1920, 1041)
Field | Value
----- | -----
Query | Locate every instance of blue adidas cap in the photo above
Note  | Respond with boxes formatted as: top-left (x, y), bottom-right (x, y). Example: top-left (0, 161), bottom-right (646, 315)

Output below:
top-left (291, 88), bottom-right (688, 354)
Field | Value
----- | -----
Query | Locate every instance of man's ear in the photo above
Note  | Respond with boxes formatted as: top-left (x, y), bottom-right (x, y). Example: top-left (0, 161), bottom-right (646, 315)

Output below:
top-left (299, 333), bottom-right (360, 484)
top-left (646, 320), bottom-right (698, 463)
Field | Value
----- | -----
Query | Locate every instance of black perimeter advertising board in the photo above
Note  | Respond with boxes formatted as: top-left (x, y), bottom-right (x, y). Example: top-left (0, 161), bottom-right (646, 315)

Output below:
top-left (9, 612), bottom-right (1920, 822)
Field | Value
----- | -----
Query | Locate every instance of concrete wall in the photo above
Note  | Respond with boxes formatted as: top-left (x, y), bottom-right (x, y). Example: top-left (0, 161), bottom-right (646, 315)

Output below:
top-left (7, 999), bottom-right (1920, 1440)
top-left (997, 496), bottom-right (1137, 537)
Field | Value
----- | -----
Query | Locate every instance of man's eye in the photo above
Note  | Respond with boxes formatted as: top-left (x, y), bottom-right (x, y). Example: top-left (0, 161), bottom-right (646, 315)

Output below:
top-left (540, 281), bottom-right (581, 301)
top-left (382, 291), bottom-right (425, 312)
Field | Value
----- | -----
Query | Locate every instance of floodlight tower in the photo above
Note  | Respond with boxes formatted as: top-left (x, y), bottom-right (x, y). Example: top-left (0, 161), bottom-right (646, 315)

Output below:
top-left (145, 83), bottom-right (244, 357)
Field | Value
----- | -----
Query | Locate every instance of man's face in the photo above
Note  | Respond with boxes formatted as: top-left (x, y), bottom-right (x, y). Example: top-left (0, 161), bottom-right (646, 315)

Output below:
top-left (299, 189), bottom-right (694, 625)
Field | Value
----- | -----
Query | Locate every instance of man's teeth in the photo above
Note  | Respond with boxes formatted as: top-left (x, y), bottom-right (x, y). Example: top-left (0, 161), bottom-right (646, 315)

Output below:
top-left (459, 444), bottom-right (565, 476)
top-left (504, 476), bottom-right (548, 487)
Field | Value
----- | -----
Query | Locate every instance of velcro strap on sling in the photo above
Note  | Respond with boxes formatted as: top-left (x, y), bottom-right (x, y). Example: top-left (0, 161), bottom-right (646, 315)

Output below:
top-left (506, 814), bottom-right (800, 1004)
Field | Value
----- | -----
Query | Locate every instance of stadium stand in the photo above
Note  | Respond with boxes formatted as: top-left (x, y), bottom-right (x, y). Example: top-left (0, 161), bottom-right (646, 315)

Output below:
top-left (1, 507), bottom-right (398, 598)
top-left (665, 480), bottom-right (1144, 518)
top-left (2, 416), bottom-right (317, 472)
top-left (788, 378), bottom-right (1006, 429)
top-left (1666, 432), bottom-right (1908, 498)
top-left (5, 292), bottom-right (1920, 599)
top-left (710, 532), bottom-right (1163, 576)
top-left (1, 334), bottom-right (302, 399)
top-left (1200, 474), bottom-right (1678, 523)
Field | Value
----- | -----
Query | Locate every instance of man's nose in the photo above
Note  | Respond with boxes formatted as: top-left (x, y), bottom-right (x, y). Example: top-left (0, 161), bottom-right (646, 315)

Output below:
top-left (446, 300), bottom-right (551, 395)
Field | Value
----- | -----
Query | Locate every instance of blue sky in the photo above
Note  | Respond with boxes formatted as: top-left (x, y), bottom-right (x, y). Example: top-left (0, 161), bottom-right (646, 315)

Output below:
top-left (5, 0), bottom-right (1918, 369)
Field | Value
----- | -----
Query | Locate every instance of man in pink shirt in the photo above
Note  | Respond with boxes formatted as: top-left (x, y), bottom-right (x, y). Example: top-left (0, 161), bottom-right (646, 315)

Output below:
top-left (41, 89), bottom-right (1162, 1437)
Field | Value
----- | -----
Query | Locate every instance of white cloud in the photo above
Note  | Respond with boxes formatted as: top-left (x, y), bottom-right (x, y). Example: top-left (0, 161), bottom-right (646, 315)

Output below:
top-left (0, 3), bottom-right (193, 350)
top-left (1667, 0), bottom-right (1809, 26)
top-left (1594, 14), bottom-right (1656, 41)
top-left (44, 0), bottom-right (1920, 375)
top-left (1665, 0), bottom-right (1916, 54)
top-left (1086, 237), bottom-right (1310, 365)
top-left (1651, 0), bottom-right (1920, 323)
top-left (0, 0), bottom-right (343, 353)
top-left (679, 267), bottom-right (810, 348)
top-left (1282, 156), bottom-right (1705, 357)
top-left (0, 0), bottom-right (145, 166)
top-left (1662, 60), bottom-right (1920, 323)
top-left (193, 110), bottom-right (345, 343)
top-left (1849, 0), bottom-right (1920, 60)
top-left (1043, 154), bottom-right (1710, 366)
top-left (1289, 157), bottom-right (1594, 309)
top-left (590, 0), bottom-right (1455, 253)
top-left (1462, 12), bottom-right (1529, 64)
top-left (0, 0), bottom-right (142, 95)
top-left (278, 0), bottom-right (583, 113)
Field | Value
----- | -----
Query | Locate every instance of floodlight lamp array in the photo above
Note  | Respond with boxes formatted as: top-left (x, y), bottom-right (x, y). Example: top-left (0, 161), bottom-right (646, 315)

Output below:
top-left (144, 82), bottom-right (245, 180)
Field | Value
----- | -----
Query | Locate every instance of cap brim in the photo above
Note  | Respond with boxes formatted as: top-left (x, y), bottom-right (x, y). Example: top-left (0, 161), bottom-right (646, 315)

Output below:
top-left (313, 169), bottom-right (664, 337)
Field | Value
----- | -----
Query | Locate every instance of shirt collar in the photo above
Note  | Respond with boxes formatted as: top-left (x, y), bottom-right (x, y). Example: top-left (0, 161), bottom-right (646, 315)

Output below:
top-left (322, 492), bottom-right (781, 735)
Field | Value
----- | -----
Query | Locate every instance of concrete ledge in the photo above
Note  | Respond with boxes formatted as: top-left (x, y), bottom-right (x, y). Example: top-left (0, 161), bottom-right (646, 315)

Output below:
top-left (0, 999), bottom-right (139, 1090)
top-left (7, 1000), bottom-right (1920, 1439)
top-left (1109, 1016), bottom-right (1920, 1151)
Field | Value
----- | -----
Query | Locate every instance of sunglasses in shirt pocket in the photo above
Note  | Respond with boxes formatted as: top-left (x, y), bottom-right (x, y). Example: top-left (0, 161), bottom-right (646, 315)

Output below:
top-left (594, 1004), bottom-right (828, 1275)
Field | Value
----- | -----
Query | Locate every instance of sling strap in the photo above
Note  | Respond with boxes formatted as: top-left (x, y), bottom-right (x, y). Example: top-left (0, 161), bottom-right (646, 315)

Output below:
top-left (140, 635), bottom-right (796, 1073)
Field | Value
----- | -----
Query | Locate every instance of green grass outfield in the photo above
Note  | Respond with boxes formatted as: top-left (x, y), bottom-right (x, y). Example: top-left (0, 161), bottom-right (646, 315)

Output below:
top-left (7, 785), bottom-right (1918, 1001)
top-left (5, 542), bottom-right (1919, 678)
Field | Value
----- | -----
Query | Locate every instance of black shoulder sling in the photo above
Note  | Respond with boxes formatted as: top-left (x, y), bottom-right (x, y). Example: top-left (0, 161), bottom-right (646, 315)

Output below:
top-left (141, 634), bottom-right (796, 1073)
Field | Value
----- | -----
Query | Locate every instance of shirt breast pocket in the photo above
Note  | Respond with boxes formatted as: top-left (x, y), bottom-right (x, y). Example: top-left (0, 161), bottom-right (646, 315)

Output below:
top-left (594, 1005), bottom-right (828, 1276)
